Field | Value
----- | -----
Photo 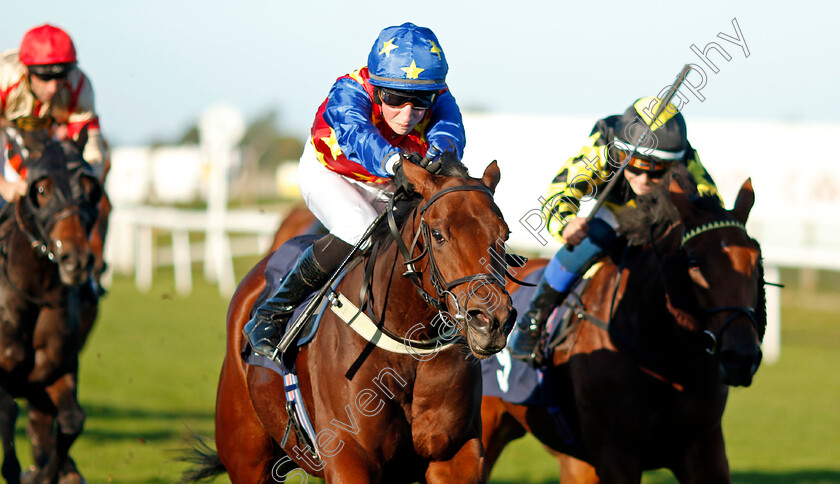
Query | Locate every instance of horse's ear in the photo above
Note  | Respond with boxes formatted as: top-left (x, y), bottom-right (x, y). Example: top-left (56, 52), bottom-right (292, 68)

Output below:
top-left (482, 160), bottom-right (501, 194)
top-left (401, 158), bottom-right (436, 198)
top-left (668, 177), bottom-right (697, 221)
top-left (731, 178), bottom-right (754, 225)
top-left (75, 124), bottom-right (90, 153)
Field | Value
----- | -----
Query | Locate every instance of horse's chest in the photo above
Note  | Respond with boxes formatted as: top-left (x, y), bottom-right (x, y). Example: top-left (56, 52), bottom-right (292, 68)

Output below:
top-left (408, 361), bottom-right (480, 458)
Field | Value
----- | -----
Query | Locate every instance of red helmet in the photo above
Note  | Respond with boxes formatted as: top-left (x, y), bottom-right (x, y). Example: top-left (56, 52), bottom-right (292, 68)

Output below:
top-left (19, 24), bottom-right (77, 66)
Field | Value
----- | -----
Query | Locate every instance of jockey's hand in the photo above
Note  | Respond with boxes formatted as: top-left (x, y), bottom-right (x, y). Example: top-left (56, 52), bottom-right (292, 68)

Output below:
top-left (392, 160), bottom-right (413, 195)
top-left (419, 145), bottom-right (442, 174)
top-left (405, 152), bottom-right (424, 166)
top-left (0, 178), bottom-right (27, 202)
top-left (562, 217), bottom-right (589, 247)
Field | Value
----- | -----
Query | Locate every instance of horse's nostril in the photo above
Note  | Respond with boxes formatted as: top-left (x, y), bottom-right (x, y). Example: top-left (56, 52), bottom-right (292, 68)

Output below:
top-left (720, 345), bottom-right (761, 368)
top-left (468, 310), bottom-right (489, 325)
top-left (60, 253), bottom-right (82, 271)
top-left (720, 349), bottom-right (739, 367)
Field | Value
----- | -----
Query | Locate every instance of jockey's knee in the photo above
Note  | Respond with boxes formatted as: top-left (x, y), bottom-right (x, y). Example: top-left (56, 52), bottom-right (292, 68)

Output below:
top-left (548, 220), bottom-right (619, 292)
top-left (312, 234), bottom-right (353, 273)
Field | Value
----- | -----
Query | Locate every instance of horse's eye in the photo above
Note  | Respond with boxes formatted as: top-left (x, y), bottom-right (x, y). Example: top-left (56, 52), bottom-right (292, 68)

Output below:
top-left (431, 229), bottom-right (445, 243)
top-left (687, 257), bottom-right (702, 270)
top-left (38, 186), bottom-right (45, 195)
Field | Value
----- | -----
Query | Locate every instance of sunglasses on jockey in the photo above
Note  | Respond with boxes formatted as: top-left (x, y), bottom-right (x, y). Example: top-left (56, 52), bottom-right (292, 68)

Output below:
top-left (376, 87), bottom-right (437, 110)
top-left (617, 150), bottom-right (671, 180)
top-left (28, 62), bottom-right (75, 81)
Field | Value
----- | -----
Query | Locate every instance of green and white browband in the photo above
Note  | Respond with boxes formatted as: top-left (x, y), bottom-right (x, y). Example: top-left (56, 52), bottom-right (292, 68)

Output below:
top-left (681, 220), bottom-right (746, 246)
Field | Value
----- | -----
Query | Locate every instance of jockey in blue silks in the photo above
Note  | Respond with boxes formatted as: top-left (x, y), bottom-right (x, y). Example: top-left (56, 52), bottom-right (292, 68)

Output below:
top-left (245, 23), bottom-right (467, 358)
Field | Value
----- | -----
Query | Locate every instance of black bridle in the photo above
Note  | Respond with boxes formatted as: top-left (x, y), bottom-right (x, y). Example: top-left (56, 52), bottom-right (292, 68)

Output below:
top-left (0, 143), bottom-right (101, 306)
top-left (387, 184), bottom-right (507, 322)
top-left (649, 221), bottom-right (761, 357)
top-left (16, 177), bottom-right (96, 262)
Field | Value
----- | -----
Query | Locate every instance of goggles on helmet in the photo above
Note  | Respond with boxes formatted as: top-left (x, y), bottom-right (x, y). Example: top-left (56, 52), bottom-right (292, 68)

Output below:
top-left (625, 163), bottom-right (668, 180)
top-left (617, 150), bottom-right (671, 179)
top-left (377, 88), bottom-right (437, 110)
top-left (28, 62), bottom-right (75, 81)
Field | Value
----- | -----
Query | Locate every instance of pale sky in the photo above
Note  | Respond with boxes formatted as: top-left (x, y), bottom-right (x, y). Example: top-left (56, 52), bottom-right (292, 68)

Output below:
top-left (3, 0), bottom-right (836, 145)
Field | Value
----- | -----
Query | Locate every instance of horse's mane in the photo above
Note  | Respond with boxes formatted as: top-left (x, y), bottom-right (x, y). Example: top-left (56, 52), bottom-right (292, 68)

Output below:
top-left (616, 164), bottom-right (726, 246)
top-left (368, 152), bottom-right (472, 249)
top-left (615, 181), bottom-right (680, 246)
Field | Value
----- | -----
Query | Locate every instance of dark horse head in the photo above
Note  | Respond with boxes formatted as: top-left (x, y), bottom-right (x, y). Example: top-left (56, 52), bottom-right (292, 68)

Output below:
top-left (619, 169), bottom-right (765, 386)
top-left (8, 129), bottom-right (102, 287)
top-left (390, 156), bottom-right (515, 358)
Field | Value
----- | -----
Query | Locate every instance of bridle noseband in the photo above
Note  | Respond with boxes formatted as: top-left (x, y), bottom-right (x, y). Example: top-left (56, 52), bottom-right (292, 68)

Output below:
top-left (16, 177), bottom-right (95, 262)
top-left (651, 219), bottom-right (761, 356)
top-left (388, 184), bottom-right (506, 321)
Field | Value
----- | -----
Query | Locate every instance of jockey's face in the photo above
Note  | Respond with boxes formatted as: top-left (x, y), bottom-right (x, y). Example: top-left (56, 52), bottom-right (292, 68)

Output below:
top-left (625, 167), bottom-right (666, 195)
top-left (28, 73), bottom-right (61, 103)
top-left (381, 102), bottom-right (426, 136)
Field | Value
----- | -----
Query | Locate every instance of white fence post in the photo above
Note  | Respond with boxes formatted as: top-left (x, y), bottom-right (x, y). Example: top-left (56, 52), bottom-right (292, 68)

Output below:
top-left (762, 264), bottom-right (782, 364)
top-left (199, 105), bottom-right (245, 297)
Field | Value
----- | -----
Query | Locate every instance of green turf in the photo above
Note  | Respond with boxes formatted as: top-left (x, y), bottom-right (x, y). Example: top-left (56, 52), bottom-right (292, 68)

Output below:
top-left (9, 261), bottom-right (839, 483)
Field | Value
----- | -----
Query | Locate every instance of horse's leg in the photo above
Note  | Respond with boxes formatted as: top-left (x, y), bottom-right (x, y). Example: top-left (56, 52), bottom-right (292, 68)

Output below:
top-left (558, 454), bottom-right (599, 484)
top-left (216, 359), bottom-right (276, 484)
top-left (480, 397), bottom-right (526, 474)
top-left (0, 390), bottom-right (22, 484)
top-left (424, 436), bottom-right (485, 484)
top-left (49, 373), bottom-right (85, 484)
top-left (25, 405), bottom-right (55, 471)
top-left (316, 440), bottom-right (380, 484)
top-left (22, 373), bottom-right (84, 484)
top-left (670, 427), bottom-right (730, 484)
top-left (586, 446), bottom-right (641, 484)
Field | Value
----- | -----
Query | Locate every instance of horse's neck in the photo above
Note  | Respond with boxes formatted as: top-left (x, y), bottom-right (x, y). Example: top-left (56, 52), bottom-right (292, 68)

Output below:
top-left (366, 235), bottom-right (439, 338)
top-left (2, 222), bottom-right (61, 299)
top-left (609, 228), bottom-right (702, 372)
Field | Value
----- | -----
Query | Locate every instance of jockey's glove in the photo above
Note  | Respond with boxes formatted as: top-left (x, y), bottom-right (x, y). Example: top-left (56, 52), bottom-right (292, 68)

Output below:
top-left (392, 159), bottom-right (413, 195)
top-left (419, 145), bottom-right (442, 174)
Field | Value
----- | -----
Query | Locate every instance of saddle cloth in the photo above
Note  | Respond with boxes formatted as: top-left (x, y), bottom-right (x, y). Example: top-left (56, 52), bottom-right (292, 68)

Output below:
top-left (241, 234), bottom-right (336, 374)
top-left (481, 268), bottom-right (566, 405)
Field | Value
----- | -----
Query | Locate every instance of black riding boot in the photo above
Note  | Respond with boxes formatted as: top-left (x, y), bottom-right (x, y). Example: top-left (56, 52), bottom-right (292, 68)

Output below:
top-left (243, 245), bottom-right (330, 358)
top-left (508, 280), bottom-right (566, 364)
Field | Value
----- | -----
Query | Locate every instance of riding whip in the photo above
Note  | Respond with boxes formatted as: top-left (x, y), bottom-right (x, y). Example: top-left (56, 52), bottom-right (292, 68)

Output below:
top-left (583, 64), bottom-right (693, 224)
top-left (275, 194), bottom-right (400, 355)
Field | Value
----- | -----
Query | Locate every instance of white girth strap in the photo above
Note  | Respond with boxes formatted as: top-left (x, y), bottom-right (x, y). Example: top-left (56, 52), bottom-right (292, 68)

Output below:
top-left (328, 292), bottom-right (459, 355)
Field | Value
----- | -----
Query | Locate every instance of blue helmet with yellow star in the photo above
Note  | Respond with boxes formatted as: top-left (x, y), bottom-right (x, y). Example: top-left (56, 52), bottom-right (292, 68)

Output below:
top-left (367, 22), bottom-right (448, 91)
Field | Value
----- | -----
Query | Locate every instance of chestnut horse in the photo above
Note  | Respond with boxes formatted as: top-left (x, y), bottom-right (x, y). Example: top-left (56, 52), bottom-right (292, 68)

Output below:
top-left (482, 175), bottom-right (765, 483)
top-left (0, 131), bottom-right (102, 484)
top-left (190, 159), bottom-right (516, 483)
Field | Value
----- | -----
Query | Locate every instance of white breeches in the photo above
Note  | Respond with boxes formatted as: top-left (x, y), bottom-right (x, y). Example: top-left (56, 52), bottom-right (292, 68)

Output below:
top-left (297, 139), bottom-right (394, 247)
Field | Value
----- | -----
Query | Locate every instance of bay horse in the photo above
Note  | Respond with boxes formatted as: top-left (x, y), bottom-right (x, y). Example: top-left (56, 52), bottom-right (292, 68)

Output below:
top-left (190, 158), bottom-right (517, 483)
top-left (0, 130), bottom-right (102, 484)
top-left (481, 173), bottom-right (765, 483)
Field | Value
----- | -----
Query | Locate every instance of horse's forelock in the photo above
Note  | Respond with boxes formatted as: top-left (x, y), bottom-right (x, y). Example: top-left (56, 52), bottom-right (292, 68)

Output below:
top-left (616, 181), bottom-right (680, 246)
top-left (436, 152), bottom-right (470, 180)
